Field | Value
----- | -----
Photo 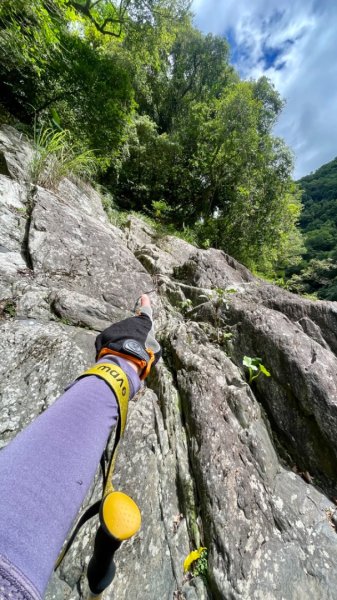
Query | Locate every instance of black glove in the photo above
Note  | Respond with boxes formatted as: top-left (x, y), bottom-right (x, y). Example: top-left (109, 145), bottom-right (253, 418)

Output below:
top-left (95, 305), bottom-right (161, 380)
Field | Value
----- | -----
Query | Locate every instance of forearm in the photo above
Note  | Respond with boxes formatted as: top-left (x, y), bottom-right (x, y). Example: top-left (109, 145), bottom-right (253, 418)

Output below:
top-left (0, 356), bottom-right (139, 599)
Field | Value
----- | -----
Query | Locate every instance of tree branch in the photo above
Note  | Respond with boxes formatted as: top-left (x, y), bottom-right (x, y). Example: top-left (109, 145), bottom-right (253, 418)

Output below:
top-left (36, 89), bottom-right (81, 114)
top-left (68, 0), bottom-right (125, 37)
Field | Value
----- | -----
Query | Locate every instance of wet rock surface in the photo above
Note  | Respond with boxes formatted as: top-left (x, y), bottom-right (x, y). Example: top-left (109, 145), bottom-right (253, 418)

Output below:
top-left (1, 126), bottom-right (337, 600)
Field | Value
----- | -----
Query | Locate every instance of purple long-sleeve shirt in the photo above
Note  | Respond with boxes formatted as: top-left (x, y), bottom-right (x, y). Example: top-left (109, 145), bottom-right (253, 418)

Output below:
top-left (0, 356), bottom-right (140, 600)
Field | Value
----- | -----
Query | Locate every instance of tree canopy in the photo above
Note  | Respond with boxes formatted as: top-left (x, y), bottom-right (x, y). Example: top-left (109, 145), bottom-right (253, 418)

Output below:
top-left (0, 0), bottom-right (303, 276)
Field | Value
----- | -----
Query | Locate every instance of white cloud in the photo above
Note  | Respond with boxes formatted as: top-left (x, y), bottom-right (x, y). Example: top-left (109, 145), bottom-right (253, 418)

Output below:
top-left (192, 0), bottom-right (337, 178)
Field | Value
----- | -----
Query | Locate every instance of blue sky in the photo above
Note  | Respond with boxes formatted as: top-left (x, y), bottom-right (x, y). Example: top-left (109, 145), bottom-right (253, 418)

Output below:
top-left (191, 0), bottom-right (337, 179)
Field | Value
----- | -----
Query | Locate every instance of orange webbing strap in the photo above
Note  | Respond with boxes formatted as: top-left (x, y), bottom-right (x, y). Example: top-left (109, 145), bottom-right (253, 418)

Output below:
top-left (98, 348), bottom-right (147, 373)
top-left (141, 349), bottom-right (155, 380)
top-left (97, 348), bottom-right (155, 380)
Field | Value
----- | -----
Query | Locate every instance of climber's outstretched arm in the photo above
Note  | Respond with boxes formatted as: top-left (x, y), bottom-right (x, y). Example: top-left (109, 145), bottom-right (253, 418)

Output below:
top-left (0, 295), bottom-right (160, 600)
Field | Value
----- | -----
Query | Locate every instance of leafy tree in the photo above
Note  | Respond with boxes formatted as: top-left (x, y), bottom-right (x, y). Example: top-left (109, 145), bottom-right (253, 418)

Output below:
top-left (252, 76), bottom-right (284, 134)
top-left (0, 0), bottom-right (69, 121)
top-left (0, 0), bottom-right (134, 165)
top-left (112, 75), bottom-right (303, 273)
top-left (108, 114), bottom-right (179, 209)
top-left (69, 0), bottom-right (129, 38)
top-left (154, 26), bottom-right (233, 131)
top-left (286, 258), bottom-right (337, 300)
top-left (69, 0), bottom-right (191, 36)
top-left (173, 80), bottom-right (302, 272)
top-left (0, 0), bottom-right (304, 277)
top-left (36, 33), bottom-right (134, 163)
top-left (0, 0), bottom-right (70, 74)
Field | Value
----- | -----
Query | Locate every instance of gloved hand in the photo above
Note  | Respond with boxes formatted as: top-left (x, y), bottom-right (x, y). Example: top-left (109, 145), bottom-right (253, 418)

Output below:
top-left (95, 295), bottom-right (161, 380)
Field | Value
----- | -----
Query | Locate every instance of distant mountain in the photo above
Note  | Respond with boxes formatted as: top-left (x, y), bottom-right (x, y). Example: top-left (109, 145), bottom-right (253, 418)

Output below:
top-left (286, 157), bottom-right (337, 301)
top-left (299, 157), bottom-right (337, 204)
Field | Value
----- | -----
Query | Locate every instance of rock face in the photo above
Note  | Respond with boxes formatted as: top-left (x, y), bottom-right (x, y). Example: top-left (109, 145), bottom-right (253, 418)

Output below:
top-left (1, 126), bottom-right (337, 600)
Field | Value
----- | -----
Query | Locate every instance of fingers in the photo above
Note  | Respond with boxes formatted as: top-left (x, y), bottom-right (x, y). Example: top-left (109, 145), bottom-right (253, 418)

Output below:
top-left (140, 294), bottom-right (151, 308)
top-left (137, 294), bottom-right (153, 323)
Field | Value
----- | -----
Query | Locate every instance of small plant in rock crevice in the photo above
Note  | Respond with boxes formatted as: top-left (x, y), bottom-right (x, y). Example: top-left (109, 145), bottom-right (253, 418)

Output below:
top-left (243, 356), bottom-right (271, 384)
top-left (0, 299), bottom-right (17, 319)
top-left (192, 547), bottom-right (208, 577)
top-left (15, 206), bottom-right (28, 216)
top-left (30, 125), bottom-right (97, 189)
top-left (180, 298), bottom-right (193, 314)
top-left (58, 316), bottom-right (72, 326)
top-left (210, 287), bottom-right (237, 341)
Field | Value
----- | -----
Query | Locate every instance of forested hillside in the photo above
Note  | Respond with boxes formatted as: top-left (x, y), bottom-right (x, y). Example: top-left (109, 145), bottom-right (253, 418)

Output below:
top-left (300, 158), bottom-right (337, 202)
top-left (286, 158), bottom-right (337, 300)
top-left (0, 0), bottom-right (304, 276)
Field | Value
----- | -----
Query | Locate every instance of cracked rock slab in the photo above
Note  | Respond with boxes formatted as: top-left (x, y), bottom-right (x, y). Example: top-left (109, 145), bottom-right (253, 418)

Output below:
top-left (0, 126), bottom-right (34, 181)
top-left (163, 319), bottom-right (337, 600)
top-left (29, 188), bottom-right (154, 310)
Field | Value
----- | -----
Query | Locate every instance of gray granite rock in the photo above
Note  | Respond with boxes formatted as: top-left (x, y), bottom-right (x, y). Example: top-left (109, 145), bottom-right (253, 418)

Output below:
top-left (56, 178), bottom-right (107, 223)
top-left (0, 320), bottom-right (96, 448)
top-left (1, 125), bottom-right (337, 600)
top-left (0, 175), bottom-right (30, 297)
top-left (15, 284), bottom-right (52, 322)
top-left (161, 319), bottom-right (337, 600)
top-left (0, 126), bottom-right (34, 181)
top-left (222, 296), bottom-right (337, 494)
top-left (49, 288), bottom-right (126, 331)
top-left (29, 187), bottom-right (154, 312)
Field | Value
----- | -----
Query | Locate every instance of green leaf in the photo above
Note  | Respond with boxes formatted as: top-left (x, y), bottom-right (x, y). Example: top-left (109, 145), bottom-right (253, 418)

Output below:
top-left (242, 356), bottom-right (253, 368)
top-left (251, 357), bottom-right (262, 366)
top-left (50, 108), bottom-right (62, 131)
top-left (243, 356), bottom-right (261, 370)
top-left (259, 364), bottom-right (271, 377)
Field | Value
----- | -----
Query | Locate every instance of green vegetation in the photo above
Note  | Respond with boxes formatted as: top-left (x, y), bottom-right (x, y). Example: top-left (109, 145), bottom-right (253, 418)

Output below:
top-left (191, 547), bottom-right (208, 578)
top-left (31, 126), bottom-right (97, 188)
top-left (0, 0), bottom-right (304, 277)
top-left (183, 547), bottom-right (208, 577)
top-left (180, 298), bottom-right (193, 314)
top-left (243, 356), bottom-right (271, 384)
top-left (299, 158), bottom-right (337, 203)
top-left (59, 317), bottom-right (72, 326)
top-left (3, 300), bottom-right (17, 318)
top-left (286, 157), bottom-right (337, 299)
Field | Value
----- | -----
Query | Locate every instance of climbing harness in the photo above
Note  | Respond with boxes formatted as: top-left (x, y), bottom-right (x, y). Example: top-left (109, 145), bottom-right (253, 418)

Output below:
top-left (55, 362), bottom-right (141, 597)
